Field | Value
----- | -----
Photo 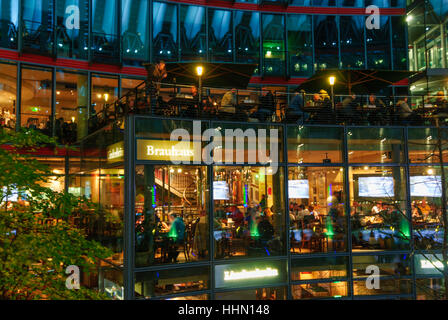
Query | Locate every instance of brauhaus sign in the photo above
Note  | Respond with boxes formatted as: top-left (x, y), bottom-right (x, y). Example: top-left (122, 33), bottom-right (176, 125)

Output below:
top-left (136, 121), bottom-right (279, 174)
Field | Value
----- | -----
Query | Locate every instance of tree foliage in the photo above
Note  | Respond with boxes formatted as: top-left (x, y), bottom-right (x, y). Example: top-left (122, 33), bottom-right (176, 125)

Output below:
top-left (0, 129), bottom-right (111, 300)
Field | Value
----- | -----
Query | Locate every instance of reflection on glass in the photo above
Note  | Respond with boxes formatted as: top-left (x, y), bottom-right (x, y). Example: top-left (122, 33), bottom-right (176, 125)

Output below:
top-left (353, 279), bottom-right (412, 296)
top-left (408, 128), bottom-right (448, 163)
top-left (22, 0), bottom-right (54, 55)
top-left (209, 9), bottom-right (233, 62)
top-left (349, 166), bottom-right (410, 251)
top-left (347, 128), bottom-right (404, 163)
top-left (291, 256), bottom-right (348, 280)
top-left (0, 0), bottom-right (19, 49)
top-left (410, 166), bottom-right (444, 250)
top-left (352, 254), bottom-right (411, 279)
top-left (135, 165), bottom-right (209, 267)
top-left (287, 15), bottom-right (312, 76)
top-left (165, 294), bottom-right (208, 300)
top-left (213, 167), bottom-right (285, 259)
top-left (262, 14), bottom-right (285, 76)
top-left (122, 0), bottom-right (149, 64)
top-left (366, 16), bottom-right (391, 69)
top-left (215, 287), bottom-right (287, 300)
top-left (135, 267), bottom-right (209, 299)
top-left (287, 126), bottom-right (343, 163)
top-left (92, 0), bottom-right (119, 63)
top-left (292, 282), bottom-right (348, 299)
top-left (153, 1), bottom-right (178, 61)
top-left (180, 5), bottom-right (206, 61)
top-left (100, 265), bottom-right (124, 300)
top-left (0, 61), bottom-right (16, 130)
top-left (416, 278), bottom-right (444, 300)
top-left (392, 16), bottom-right (407, 70)
top-left (235, 11), bottom-right (260, 66)
top-left (90, 74), bottom-right (119, 132)
top-left (340, 16), bottom-right (365, 68)
top-left (289, 167), bottom-right (346, 254)
top-left (56, 0), bottom-right (89, 59)
top-left (314, 16), bottom-right (338, 69)
top-left (21, 65), bottom-right (52, 134)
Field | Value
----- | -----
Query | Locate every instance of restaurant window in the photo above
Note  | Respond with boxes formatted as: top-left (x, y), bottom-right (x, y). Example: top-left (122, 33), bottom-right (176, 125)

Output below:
top-left (180, 5), bottom-right (206, 61)
top-left (55, 69), bottom-right (88, 143)
top-left (0, 0), bottom-right (18, 49)
top-left (208, 9), bottom-right (233, 62)
top-left (90, 73), bottom-right (119, 133)
top-left (22, 0), bottom-right (54, 55)
top-left (100, 265), bottom-right (124, 300)
top-left (287, 126), bottom-right (343, 164)
top-left (353, 278), bottom-right (412, 296)
top-left (366, 15), bottom-right (391, 69)
top-left (291, 256), bottom-right (348, 281)
top-left (289, 166), bottom-right (346, 254)
top-left (213, 166), bottom-right (286, 259)
top-left (0, 61), bottom-right (17, 130)
top-left (292, 282), bottom-right (348, 299)
top-left (122, 0), bottom-right (149, 65)
top-left (352, 254), bottom-right (411, 280)
top-left (262, 14), bottom-right (285, 76)
top-left (135, 267), bottom-right (209, 299)
top-left (349, 166), bottom-right (410, 252)
top-left (287, 15), bottom-right (312, 77)
top-left (215, 287), bottom-right (287, 300)
top-left (55, 0), bottom-right (89, 59)
top-left (121, 77), bottom-right (144, 96)
top-left (153, 1), bottom-right (178, 62)
top-left (391, 16), bottom-right (407, 70)
top-left (163, 294), bottom-right (208, 300)
top-left (410, 166), bottom-right (445, 250)
top-left (235, 11), bottom-right (260, 67)
top-left (135, 165), bottom-right (209, 268)
top-left (314, 15), bottom-right (339, 70)
top-left (91, 0), bottom-right (120, 64)
top-left (20, 65), bottom-right (52, 134)
top-left (347, 127), bottom-right (405, 163)
top-left (408, 128), bottom-right (448, 163)
top-left (340, 16), bottom-right (365, 69)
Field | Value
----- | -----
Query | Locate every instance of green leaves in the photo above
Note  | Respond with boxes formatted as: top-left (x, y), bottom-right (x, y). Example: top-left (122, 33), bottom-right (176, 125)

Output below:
top-left (0, 129), bottom-right (112, 300)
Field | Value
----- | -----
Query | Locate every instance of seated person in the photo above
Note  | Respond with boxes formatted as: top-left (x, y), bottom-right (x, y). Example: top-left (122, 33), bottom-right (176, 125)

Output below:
top-left (219, 88), bottom-right (237, 114)
top-left (397, 97), bottom-right (421, 124)
top-left (367, 94), bottom-right (387, 125)
top-left (286, 89), bottom-right (308, 123)
top-left (202, 96), bottom-right (217, 118)
top-left (340, 94), bottom-right (358, 124)
top-left (255, 88), bottom-right (275, 122)
top-left (185, 86), bottom-right (200, 117)
top-left (166, 213), bottom-right (186, 263)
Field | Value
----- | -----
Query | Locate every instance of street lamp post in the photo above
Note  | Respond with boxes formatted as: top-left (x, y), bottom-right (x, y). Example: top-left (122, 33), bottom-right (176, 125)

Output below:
top-left (329, 76), bottom-right (336, 111)
top-left (196, 66), bottom-right (204, 114)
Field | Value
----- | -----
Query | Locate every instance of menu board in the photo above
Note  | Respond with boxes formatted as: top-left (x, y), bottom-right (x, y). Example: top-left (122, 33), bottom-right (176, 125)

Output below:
top-left (213, 181), bottom-right (229, 200)
top-left (288, 180), bottom-right (310, 199)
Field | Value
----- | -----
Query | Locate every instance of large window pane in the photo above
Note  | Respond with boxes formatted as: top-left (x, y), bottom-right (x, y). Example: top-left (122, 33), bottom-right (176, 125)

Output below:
top-left (55, 69), bottom-right (88, 143)
top-left (209, 9), bottom-right (233, 62)
top-left (90, 73), bottom-right (118, 133)
top-left (314, 16), bottom-right (339, 70)
top-left (135, 165), bottom-right (209, 267)
top-left (291, 256), bottom-right (348, 281)
top-left (410, 166), bottom-right (445, 250)
top-left (213, 166), bottom-right (286, 259)
top-left (366, 15), bottom-right (391, 69)
top-left (92, 0), bottom-right (119, 64)
top-left (20, 65), bottom-right (52, 134)
top-left (287, 15), bottom-right (312, 77)
top-left (289, 167), bottom-right (347, 254)
top-left (392, 16), bottom-right (407, 70)
top-left (235, 11), bottom-right (260, 67)
top-left (262, 14), bottom-right (285, 76)
top-left (22, 0), bottom-right (54, 55)
top-left (180, 5), bottom-right (206, 61)
top-left (55, 0), bottom-right (89, 59)
top-left (0, 61), bottom-right (17, 130)
top-left (153, 1), bottom-right (177, 61)
top-left (408, 128), bottom-right (448, 163)
top-left (122, 0), bottom-right (149, 65)
top-left (347, 127), bottom-right (405, 163)
top-left (0, 0), bottom-right (19, 49)
top-left (349, 166), bottom-right (410, 252)
top-left (340, 16), bottom-right (365, 69)
top-left (216, 287), bottom-right (287, 300)
top-left (292, 282), bottom-right (348, 299)
top-left (287, 126), bottom-right (343, 163)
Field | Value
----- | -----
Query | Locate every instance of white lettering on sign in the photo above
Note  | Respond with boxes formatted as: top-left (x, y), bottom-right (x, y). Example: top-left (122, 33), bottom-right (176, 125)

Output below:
top-left (146, 145), bottom-right (194, 157)
top-left (224, 267), bottom-right (279, 281)
top-left (108, 147), bottom-right (124, 161)
top-left (65, 5), bottom-right (80, 30)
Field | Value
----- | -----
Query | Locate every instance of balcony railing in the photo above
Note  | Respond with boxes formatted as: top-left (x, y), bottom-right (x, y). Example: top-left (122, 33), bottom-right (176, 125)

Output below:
top-left (88, 81), bottom-right (448, 135)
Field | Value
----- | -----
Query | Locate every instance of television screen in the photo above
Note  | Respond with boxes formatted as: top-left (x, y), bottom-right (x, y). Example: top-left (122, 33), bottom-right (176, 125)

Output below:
top-left (358, 177), bottom-right (394, 197)
top-left (288, 180), bottom-right (310, 199)
top-left (410, 176), bottom-right (442, 197)
top-left (213, 181), bottom-right (229, 200)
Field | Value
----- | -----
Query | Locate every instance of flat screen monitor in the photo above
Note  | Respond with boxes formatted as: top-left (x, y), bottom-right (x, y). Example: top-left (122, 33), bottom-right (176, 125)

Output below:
top-left (213, 181), bottom-right (229, 200)
top-left (288, 180), bottom-right (310, 199)
top-left (410, 176), bottom-right (442, 197)
top-left (358, 177), bottom-right (394, 197)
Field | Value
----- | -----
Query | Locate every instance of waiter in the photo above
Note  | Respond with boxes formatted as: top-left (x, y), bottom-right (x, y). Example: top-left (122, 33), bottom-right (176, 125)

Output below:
top-left (144, 60), bottom-right (167, 113)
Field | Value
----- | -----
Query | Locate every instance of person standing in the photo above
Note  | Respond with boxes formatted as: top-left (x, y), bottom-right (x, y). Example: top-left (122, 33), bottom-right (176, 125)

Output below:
top-left (145, 60), bottom-right (167, 113)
